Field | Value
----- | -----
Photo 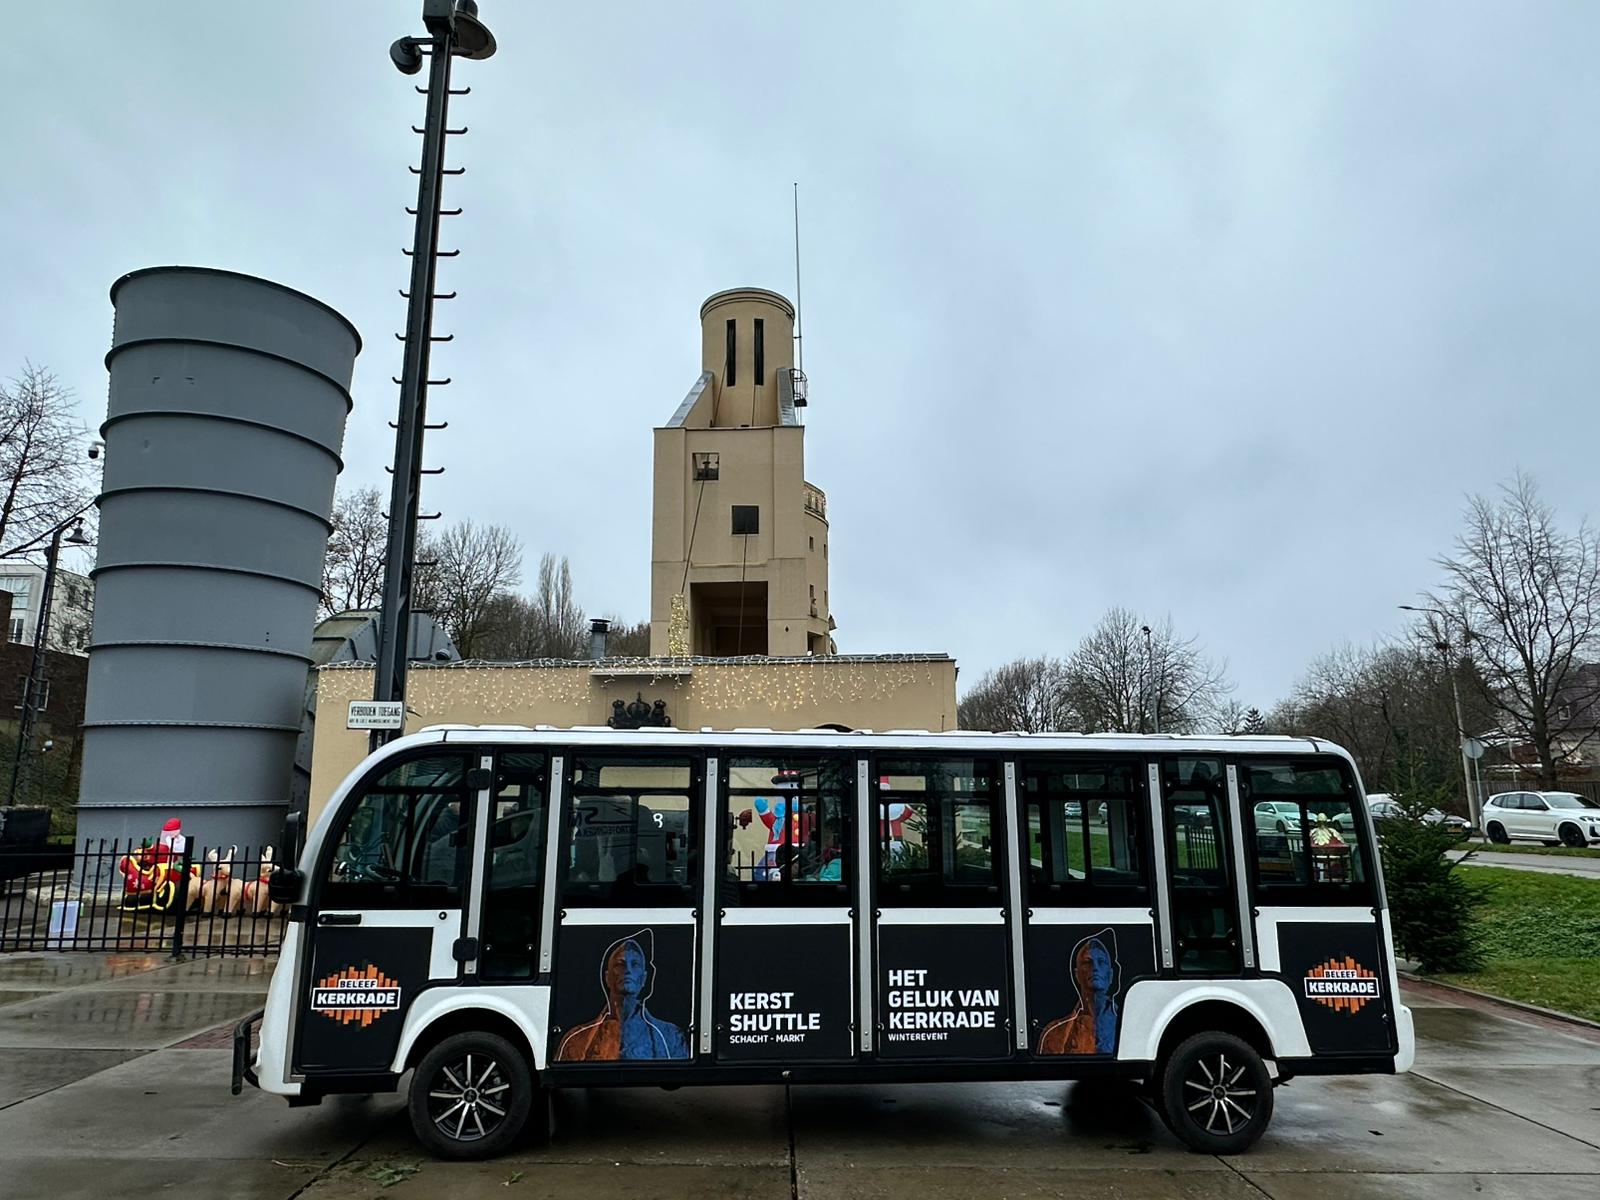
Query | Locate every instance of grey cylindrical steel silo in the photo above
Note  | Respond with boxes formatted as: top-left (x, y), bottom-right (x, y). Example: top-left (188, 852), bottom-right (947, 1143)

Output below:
top-left (78, 267), bottom-right (360, 848)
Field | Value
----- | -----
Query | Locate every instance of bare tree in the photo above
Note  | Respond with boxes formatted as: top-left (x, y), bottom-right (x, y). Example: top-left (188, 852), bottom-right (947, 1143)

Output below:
top-left (597, 615), bottom-right (651, 658)
top-left (1066, 608), bottom-right (1232, 734)
top-left (0, 363), bottom-right (91, 558)
top-left (531, 553), bottom-right (587, 659)
top-left (419, 520), bottom-right (523, 658)
top-left (1426, 472), bottom-right (1600, 788)
top-left (958, 656), bottom-right (1075, 731)
top-left (321, 486), bottom-right (388, 619)
top-left (471, 593), bottom-right (542, 660)
top-left (1271, 642), bottom-right (1471, 795)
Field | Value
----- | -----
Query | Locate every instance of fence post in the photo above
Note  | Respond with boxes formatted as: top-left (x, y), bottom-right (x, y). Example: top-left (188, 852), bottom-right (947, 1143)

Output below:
top-left (170, 843), bottom-right (193, 960)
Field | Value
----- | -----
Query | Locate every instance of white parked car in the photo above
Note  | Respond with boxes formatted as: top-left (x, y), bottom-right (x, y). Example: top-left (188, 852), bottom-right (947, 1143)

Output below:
top-left (1482, 791), bottom-right (1600, 847)
top-left (1253, 800), bottom-right (1302, 834)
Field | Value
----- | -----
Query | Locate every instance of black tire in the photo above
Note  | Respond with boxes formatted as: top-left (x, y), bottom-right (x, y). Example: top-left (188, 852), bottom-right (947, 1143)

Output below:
top-left (1486, 821), bottom-right (1510, 845)
top-left (1559, 823), bottom-right (1587, 848)
top-left (1159, 1032), bottom-right (1274, 1154)
top-left (408, 1031), bottom-right (533, 1160)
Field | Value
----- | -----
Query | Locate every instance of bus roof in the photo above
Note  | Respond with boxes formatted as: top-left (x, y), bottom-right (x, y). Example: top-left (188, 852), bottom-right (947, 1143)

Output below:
top-left (394, 724), bottom-right (1340, 760)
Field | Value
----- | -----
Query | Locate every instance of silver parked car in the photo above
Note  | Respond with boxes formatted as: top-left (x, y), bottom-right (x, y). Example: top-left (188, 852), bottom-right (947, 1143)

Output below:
top-left (1357, 794), bottom-right (1472, 840)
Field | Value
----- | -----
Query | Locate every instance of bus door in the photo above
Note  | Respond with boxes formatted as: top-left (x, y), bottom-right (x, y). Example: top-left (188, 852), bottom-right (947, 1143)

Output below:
top-left (474, 751), bottom-right (553, 983)
top-left (297, 749), bottom-right (482, 1075)
top-left (710, 754), bottom-right (856, 1063)
top-left (1156, 757), bottom-right (1245, 975)
top-left (1016, 758), bottom-right (1157, 1059)
top-left (548, 753), bottom-right (701, 1066)
top-left (872, 756), bottom-right (1012, 1061)
top-left (1237, 759), bottom-right (1395, 1056)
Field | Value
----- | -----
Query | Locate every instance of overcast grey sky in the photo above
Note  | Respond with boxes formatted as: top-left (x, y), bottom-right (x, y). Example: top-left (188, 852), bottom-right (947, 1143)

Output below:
top-left (5, 2), bottom-right (1598, 709)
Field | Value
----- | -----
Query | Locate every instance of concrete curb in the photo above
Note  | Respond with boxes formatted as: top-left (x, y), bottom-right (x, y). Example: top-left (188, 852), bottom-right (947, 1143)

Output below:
top-left (1399, 969), bottom-right (1600, 1032)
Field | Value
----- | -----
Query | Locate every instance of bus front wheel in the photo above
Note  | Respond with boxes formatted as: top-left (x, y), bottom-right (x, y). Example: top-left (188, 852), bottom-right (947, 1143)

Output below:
top-left (408, 1031), bottom-right (533, 1160)
top-left (1158, 1032), bottom-right (1273, 1154)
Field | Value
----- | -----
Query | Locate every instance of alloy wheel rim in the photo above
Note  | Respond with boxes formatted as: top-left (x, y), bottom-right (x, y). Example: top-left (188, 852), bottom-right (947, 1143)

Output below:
top-left (427, 1051), bottom-right (511, 1142)
top-left (1181, 1051), bottom-right (1258, 1136)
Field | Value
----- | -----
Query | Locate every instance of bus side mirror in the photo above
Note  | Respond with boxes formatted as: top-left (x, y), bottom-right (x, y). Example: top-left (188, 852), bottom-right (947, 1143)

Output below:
top-left (279, 811), bottom-right (304, 870)
top-left (268, 868), bottom-right (304, 905)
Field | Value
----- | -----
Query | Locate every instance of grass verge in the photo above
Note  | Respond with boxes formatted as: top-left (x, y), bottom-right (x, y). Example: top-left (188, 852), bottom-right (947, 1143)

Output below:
top-left (1431, 866), bottom-right (1600, 1022)
top-left (1463, 840), bottom-right (1600, 859)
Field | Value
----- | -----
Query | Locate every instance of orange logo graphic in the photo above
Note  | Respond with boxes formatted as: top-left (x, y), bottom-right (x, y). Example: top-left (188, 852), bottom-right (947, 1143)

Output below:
top-left (311, 964), bottom-right (402, 1027)
top-left (1303, 956), bottom-right (1379, 1013)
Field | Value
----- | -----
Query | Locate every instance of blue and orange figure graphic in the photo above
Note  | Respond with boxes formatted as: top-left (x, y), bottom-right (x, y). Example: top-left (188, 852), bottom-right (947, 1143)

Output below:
top-left (1036, 929), bottom-right (1121, 1056)
top-left (556, 930), bottom-right (690, 1062)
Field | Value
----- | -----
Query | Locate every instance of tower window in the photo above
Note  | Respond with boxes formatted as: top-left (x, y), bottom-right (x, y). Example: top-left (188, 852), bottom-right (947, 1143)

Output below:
top-left (725, 319), bottom-right (737, 387)
top-left (754, 318), bottom-right (765, 385)
top-left (731, 505), bottom-right (759, 535)
top-left (693, 452), bottom-right (720, 481)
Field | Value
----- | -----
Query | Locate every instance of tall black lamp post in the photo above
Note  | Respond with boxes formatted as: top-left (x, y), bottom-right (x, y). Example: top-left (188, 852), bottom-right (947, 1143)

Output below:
top-left (371, 0), bottom-right (497, 750)
top-left (1399, 604), bottom-right (1482, 830)
top-left (8, 517), bottom-right (91, 808)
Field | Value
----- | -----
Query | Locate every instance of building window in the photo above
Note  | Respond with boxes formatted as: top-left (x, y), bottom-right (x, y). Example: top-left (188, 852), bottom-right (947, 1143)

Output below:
top-left (754, 318), bottom-right (765, 385)
top-left (731, 505), bottom-right (759, 535)
top-left (14, 677), bottom-right (48, 712)
top-left (693, 452), bottom-right (720, 481)
top-left (809, 536), bottom-right (814, 550)
top-left (725, 319), bottom-right (737, 387)
top-left (7, 618), bottom-right (22, 643)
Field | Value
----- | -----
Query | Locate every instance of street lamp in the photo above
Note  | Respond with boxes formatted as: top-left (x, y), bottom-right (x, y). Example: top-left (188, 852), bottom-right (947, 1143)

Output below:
top-left (371, 0), bottom-right (498, 753)
top-left (8, 516), bottom-right (92, 808)
top-left (1141, 623), bottom-right (1160, 734)
top-left (1398, 604), bottom-right (1481, 831)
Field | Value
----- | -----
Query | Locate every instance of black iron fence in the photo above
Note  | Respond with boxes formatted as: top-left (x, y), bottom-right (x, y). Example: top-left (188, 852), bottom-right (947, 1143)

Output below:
top-left (0, 839), bottom-right (287, 957)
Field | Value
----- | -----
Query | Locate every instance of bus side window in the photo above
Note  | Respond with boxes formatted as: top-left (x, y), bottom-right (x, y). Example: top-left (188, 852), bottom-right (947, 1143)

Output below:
top-left (563, 756), bottom-right (697, 906)
top-left (1020, 760), bottom-right (1148, 902)
top-left (877, 757), bottom-right (1001, 905)
top-left (1242, 762), bottom-right (1371, 901)
top-left (323, 753), bottom-right (469, 908)
top-left (724, 755), bottom-right (852, 902)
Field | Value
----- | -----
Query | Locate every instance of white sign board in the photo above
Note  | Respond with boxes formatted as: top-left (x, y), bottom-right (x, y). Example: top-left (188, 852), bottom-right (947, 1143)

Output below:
top-left (46, 900), bottom-right (80, 948)
top-left (347, 700), bottom-right (405, 731)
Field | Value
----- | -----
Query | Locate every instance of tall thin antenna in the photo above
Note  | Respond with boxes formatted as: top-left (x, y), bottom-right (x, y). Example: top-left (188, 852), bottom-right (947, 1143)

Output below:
top-left (793, 182), bottom-right (804, 374)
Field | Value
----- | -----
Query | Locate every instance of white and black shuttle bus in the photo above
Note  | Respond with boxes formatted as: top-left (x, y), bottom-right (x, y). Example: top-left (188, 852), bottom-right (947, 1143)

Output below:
top-left (235, 727), bottom-right (1414, 1158)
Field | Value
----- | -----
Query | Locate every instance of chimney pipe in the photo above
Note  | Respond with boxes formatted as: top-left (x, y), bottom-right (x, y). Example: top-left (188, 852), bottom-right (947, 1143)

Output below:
top-left (589, 617), bottom-right (610, 661)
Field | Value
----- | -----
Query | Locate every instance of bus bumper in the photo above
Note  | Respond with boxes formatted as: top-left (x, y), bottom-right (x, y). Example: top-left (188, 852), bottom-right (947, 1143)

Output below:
top-left (232, 1008), bottom-right (264, 1095)
top-left (1393, 1002), bottom-right (1416, 1073)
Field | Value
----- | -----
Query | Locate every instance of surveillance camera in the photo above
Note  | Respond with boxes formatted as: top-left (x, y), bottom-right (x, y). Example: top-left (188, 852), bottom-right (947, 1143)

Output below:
top-left (88, 440), bottom-right (104, 461)
top-left (390, 36), bottom-right (424, 74)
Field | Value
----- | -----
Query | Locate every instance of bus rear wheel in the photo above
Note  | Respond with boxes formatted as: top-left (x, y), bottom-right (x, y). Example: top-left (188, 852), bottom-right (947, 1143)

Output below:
top-left (408, 1031), bottom-right (533, 1160)
top-left (1158, 1032), bottom-right (1273, 1154)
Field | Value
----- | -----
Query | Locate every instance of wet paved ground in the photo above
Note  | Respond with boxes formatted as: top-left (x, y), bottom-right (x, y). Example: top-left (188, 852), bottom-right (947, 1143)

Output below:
top-left (1, 954), bottom-right (1597, 1199)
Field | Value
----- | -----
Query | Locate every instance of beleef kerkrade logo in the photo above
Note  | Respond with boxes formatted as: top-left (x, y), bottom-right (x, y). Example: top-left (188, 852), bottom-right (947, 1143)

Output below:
top-left (1303, 956), bottom-right (1379, 1013)
top-left (311, 964), bottom-right (403, 1027)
